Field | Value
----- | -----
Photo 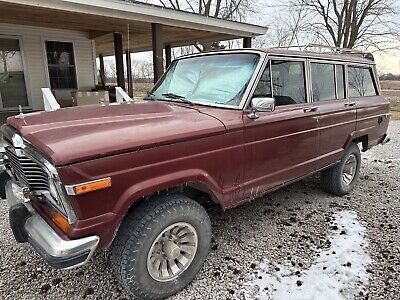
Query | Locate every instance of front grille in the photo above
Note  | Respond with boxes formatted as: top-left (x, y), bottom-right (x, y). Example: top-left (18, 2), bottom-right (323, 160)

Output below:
top-left (5, 146), bottom-right (50, 191)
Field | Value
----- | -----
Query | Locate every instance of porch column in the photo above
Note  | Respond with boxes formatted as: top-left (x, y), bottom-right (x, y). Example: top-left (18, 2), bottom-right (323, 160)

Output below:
top-left (113, 32), bottom-right (125, 89)
top-left (99, 54), bottom-right (105, 87)
top-left (126, 50), bottom-right (133, 98)
top-left (165, 44), bottom-right (172, 69)
top-left (152, 23), bottom-right (164, 83)
top-left (243, 37), bottom-right (252, 48)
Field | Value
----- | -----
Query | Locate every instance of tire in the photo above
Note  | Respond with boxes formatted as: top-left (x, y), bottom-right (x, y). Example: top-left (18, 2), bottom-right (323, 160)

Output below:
top-left (110, 194), bottom-right (212, 300)
top-left (320, 142), bottom-right (361, 196)
top-left (0, 170), bottom-right (11, 199)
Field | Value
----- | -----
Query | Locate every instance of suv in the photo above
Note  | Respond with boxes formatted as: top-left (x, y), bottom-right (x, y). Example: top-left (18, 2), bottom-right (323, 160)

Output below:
top-left (1, 48), bottom-right (390, 299)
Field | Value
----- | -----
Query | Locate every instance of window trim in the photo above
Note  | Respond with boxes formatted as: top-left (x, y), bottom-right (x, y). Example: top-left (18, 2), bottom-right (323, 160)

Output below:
top-left (42, 39), bottom-right (79, 90)
top-left (347, 64), bottom-right (379, 98)
top-left (334, 64), bottom-right (346, 100)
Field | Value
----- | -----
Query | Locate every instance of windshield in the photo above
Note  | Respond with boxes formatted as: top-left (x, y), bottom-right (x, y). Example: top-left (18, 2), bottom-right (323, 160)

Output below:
top-left (149, 53), bottom-right (260, 107)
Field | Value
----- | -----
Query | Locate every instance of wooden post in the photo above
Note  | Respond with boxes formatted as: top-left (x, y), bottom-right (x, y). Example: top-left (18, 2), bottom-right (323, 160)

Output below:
top-left (126, 50), bottom-right (133, 98)
top-left (165, 44), bottom-right (172, 69)
top-left (99, 54), bottom-right (105, 87)
top-left (243, 37), bottom-right (252, 48)
top-left (114, 32), bottom-right (125, 90)
top-left (152, 23), bottom-right (164, 83)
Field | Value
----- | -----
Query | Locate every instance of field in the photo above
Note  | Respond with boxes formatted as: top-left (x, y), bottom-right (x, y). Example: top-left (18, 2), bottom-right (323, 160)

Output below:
top-left (381, 80), bottom-right (400, 120)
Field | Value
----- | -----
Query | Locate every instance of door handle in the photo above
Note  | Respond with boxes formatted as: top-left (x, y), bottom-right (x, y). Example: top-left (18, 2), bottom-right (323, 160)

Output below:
top-left (303, 106), bottom-right (319, 113)
top-left (345, 102), bottom-right (356, 107)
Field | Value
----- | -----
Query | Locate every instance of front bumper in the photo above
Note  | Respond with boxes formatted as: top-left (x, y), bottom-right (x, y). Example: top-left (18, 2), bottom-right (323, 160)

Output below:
top-left (5, 180), bottom-right (99, 269)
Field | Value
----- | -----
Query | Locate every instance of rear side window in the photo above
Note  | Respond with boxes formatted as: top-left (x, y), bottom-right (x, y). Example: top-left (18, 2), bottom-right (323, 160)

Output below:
top-left (348, 66), bottom-right (377, 97)
top-left (311, 63), bottom-right (336, 101)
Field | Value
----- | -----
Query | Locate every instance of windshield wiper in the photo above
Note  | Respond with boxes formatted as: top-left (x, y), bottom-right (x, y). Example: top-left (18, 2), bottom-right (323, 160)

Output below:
top-left (143, 92), bottom-right (156, 100)
top-left (162, 93), bottom-right (193, 105)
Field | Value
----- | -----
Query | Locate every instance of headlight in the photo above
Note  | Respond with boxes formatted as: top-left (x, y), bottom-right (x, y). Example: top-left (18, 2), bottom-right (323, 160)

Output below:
top-left (45, 170), bottom-right (77, 225)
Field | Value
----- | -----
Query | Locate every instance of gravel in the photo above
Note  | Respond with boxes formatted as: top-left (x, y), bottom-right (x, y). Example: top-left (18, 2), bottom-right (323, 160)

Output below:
top-left (0, 121), bottom-right (399, 300)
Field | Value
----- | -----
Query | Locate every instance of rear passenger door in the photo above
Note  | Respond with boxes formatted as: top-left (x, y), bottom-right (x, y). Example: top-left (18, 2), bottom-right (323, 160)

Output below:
top-left (310, 61), bottom-right (357, 168)
top-left (242, 58), bottom-right (319, 200)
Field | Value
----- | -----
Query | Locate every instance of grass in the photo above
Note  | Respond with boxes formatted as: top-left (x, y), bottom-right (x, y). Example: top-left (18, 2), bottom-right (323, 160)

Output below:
top-left (381, 80), bottom-right (400, 120)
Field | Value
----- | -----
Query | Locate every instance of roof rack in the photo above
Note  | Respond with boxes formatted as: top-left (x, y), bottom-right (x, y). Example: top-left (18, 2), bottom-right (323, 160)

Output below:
top-left (271, 43), bottom-right (374, 61)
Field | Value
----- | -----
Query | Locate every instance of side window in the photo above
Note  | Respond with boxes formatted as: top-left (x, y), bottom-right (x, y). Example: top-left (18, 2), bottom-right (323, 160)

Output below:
top-left (348, 66), bottom-right (377, 97)
top-left (336, 65), bottom-right (345, 99)
top-left (253, 62), bottom-right (271, 98)
top-left (311, 63), bottom-right (335, 101)
top-left (271, 60), bottom-right (307, 106)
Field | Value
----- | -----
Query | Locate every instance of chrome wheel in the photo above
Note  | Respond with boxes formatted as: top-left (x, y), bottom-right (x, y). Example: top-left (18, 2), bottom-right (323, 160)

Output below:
top-left (147, 222), bottom-right (198, 282)
top-left (342, 154), bottom-right (357, 185)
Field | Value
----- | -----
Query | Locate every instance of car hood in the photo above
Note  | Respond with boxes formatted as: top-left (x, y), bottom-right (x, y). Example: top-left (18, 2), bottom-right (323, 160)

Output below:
top-left (6, 101), bottom-right (226, 166)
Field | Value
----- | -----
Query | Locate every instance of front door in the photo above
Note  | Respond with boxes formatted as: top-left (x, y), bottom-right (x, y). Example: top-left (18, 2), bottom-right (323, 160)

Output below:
top-left (242, 58), bottom-right (319, 201)
top-left (0, 37), bottom-right (29, 110)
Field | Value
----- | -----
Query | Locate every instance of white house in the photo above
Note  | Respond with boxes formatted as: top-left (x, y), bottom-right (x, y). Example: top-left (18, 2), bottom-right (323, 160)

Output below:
top-left (0, 0), bottom-right (266, 122)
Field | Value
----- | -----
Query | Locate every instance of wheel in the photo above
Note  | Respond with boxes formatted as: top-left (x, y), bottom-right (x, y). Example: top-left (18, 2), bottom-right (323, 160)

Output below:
top-left (320, 142), bottom-right (361, 196)
top-left (110, 194), bottom-right (212, 300)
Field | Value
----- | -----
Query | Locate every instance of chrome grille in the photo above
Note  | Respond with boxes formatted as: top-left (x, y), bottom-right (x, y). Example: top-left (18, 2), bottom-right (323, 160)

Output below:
top-left (5, 146), bottom-right (50, 191)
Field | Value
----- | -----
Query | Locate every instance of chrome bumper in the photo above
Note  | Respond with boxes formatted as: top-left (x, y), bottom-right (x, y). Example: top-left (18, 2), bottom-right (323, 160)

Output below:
top-left (5, 180), bottom-right (99, 269)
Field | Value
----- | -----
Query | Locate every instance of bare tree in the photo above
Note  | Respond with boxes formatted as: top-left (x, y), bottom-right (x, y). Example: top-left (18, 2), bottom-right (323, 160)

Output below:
top-left (141, 0), bottom-right (254, 21)
top-left (289, 0), bottom-right (399, 50)
top-left (136, 0), bottom-right (255, 51)
top-left (255, 3), bottom-right (310, 49)
top-left (0, 50), bottom-right (16, 73)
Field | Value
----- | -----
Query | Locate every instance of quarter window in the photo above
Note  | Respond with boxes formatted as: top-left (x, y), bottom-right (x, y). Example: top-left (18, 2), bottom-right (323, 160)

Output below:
top-left (348, 66), bottom-right (377, 97)
top-left (45, 41), bottom-right (77, 89)
top-left (311, 63), bottom-right (336, 101)
top-left (254, 60), bottom-right (307, 106)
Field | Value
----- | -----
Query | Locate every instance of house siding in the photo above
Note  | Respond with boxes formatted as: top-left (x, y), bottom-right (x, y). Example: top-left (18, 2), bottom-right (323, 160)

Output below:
top-left (0, 23), bottom-right (96, 111)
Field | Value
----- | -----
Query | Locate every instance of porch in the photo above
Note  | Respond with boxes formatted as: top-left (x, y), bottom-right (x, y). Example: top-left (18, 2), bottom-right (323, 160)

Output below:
top-left (0, 0), bottom-right (266, 120)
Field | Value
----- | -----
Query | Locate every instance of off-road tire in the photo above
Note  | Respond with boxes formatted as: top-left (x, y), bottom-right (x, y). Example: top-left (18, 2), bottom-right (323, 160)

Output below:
top-left (320, 142), bottom-right (361, 196)
top-left (110, 194), bottom-right (212, 300)
top-left (0, 170), bottom-right (11, 199)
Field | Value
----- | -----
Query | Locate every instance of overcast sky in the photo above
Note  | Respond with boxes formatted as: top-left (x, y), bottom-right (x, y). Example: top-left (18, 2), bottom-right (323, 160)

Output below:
top-left (128, 0), bottom-right (400, 75)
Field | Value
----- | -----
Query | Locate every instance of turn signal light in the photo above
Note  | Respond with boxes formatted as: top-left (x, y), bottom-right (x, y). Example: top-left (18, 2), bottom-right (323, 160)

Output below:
top-left (67, 177), bottom-right (112, 195)
top-left (52, 211), bottom-right (71, 234)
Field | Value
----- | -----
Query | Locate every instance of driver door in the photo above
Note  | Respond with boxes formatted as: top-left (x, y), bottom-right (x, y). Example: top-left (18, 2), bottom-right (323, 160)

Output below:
top-left (242, 58), bottom-right (319, 200)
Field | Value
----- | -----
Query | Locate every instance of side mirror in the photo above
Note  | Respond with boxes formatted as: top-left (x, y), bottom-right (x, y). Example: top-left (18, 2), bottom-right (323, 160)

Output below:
top-left (248, 97), bottom-right (275, 119)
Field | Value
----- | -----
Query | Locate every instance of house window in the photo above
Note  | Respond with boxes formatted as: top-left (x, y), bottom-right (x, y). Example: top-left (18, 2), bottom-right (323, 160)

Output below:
top-left (45, 41), bottom-right (77, 89)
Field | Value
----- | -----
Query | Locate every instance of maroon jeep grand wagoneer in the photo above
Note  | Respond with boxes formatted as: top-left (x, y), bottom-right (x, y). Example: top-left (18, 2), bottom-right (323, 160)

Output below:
top-left (1, 48), bottom-right (390, 299)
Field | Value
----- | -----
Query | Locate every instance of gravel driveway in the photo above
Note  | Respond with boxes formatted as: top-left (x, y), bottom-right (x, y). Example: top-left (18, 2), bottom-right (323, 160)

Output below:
top-left (0, 121), bottom-right (399, 300)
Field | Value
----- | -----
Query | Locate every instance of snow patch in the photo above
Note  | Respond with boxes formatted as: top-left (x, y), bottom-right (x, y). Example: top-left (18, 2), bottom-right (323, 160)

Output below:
top-left (244, 211), bottom-right (372, 300)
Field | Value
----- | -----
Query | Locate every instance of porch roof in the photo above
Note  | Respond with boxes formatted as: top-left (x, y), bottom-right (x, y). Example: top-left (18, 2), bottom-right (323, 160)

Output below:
top-left (0, 0), bottom-right (267, 54)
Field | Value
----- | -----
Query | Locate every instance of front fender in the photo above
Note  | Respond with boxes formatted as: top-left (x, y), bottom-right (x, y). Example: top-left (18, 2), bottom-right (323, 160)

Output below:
top-left (112, 168), bottom-right (223, 217)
